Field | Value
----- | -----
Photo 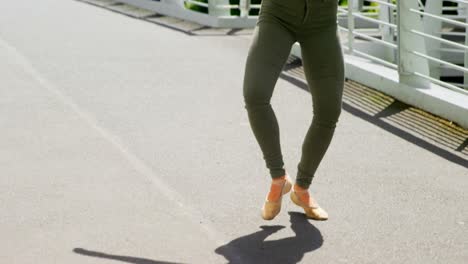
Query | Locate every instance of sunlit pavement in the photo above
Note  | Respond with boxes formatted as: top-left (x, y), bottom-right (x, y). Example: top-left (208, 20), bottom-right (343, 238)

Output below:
top-left (1, 1), bottom-right (467, 263)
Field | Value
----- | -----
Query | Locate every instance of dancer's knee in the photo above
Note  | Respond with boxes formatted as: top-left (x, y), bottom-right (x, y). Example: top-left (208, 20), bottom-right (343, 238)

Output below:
top-left (244, 98), bottom-right (270, 111)
top-left (312, 107), bottom-right (342, 128)
top-left (243, 85), bottom-right (271, 110)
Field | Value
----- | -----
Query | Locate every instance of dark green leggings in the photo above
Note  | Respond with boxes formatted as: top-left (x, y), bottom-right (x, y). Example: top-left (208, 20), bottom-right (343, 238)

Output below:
top-left (243, 0), bottom-right (344, 189)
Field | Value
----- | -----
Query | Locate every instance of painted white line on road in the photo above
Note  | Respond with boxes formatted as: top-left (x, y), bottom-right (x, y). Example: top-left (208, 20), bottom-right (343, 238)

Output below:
top-left (0, 34), bottom-right (236, 253)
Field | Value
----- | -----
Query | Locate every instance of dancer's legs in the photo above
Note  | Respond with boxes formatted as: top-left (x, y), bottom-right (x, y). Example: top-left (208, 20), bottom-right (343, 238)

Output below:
top-left (295, 23), bottom-right (345, 189)
top-left (242, 20), bottom-right (296, 179)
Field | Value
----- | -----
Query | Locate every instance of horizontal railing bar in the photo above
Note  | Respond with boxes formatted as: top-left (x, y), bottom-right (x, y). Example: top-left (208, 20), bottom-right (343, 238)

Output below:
top-left (445, 0), bottom-right (468, 5)
top-left (438, 48), bottom-right (465, 53)
top-left (337, 7), bottom-right (348, 13)
top-left (336, 7), bottom-right (382, 13)
top-left (410, 29), bottom-right (468, 51)
top-left (338, 9), bottom-right (380, 17)
top-left (185, 0), bottom-right (208, 7)
top-left (444, 82), bottom-right (468, 88)
top-left (353, 50), bottom-right (398, 69)
top-left (411, 50), bottom-right (468, 74)
top-left (412, 71), bottom-right (468, 95)
top-left (338, 26), bottom-right (349, 32)
top-left (352, 12), bottom-right (398, 28)
top-left (440, 64), bottom-right (467, 69)
top-left (442, 7), bottom-right (466, 11)
top-left (442, 14), bottom-right (468, 20)
top-left (367, 0), bottom-right (397, 8)
top-left (409, 8), bottom-right (468, 28)
top-left (351, 31), bottom-right (398, 49)
top-left (216, 5), bottom-right (243, 9)
top-left (360, 12), bottom-right (380, 16)
top-left (362, 6), bottom-right (380, 10)
top-left (438, 31), bottom-right (466, 36)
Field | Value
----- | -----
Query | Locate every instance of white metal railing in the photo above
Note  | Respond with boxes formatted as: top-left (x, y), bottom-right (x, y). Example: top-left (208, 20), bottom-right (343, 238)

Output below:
top-left (339, 0), bottom-right (468, 96)
top-left (116, 0), bottom-right (467, 127)
top-left (338, 0), bottom-right (399, 69)
top-left (118, 0), bottom-right (467, 95)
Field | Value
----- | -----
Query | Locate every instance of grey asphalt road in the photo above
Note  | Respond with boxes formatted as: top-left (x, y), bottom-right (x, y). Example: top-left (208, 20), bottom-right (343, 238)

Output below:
top-left (1, 1), bottom-right (467, 263)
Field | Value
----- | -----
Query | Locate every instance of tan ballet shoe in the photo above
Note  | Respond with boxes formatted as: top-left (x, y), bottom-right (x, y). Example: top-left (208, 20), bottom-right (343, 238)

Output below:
top-left (261, 174), bottom-right (293, 220)
top-left (290, 186), bottom-right (328, 221)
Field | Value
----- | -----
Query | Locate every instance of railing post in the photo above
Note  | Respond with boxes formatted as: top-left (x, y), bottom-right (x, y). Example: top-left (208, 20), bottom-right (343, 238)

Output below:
top-left (424, 0), bottom-right (443, 81)
top-left (208, 0), bottom-right (230, 16)
top-left (208, 0), bottom-right (214, 15)
top-left (355, 0), bottom-right (364, 13)
top-left (239, 0), bottom-right (250, 18)
top-left (397, 0), bottom-right (431, 87)
top-left (379, 0), bottom-right (396, 63)
top-left (462, 2), bottom-right (468, 90)
top-left (348, 0), bottom-right (355, 54)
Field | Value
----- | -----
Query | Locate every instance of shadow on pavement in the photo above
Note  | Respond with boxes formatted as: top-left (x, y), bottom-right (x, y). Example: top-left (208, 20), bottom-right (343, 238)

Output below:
top-left (73, 248), bottom-right (187, 264)
top-left (73, 211), bottom-right (322, 264)
top-left (214, 211), bottom-right (323, 264)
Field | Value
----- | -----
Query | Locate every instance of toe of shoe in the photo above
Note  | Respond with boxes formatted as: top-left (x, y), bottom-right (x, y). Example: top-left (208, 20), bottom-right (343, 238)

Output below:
top-left (308, 207), bottom-right (328, 220)
top-left (261, 201), bottom-right (281, 220)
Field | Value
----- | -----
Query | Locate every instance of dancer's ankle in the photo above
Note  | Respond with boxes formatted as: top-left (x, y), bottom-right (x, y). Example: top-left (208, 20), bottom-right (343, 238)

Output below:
top-left (293, 184), bottom-right (310, 204)
top-left (267, 174), bottom-right (287, 202)
top-left (294, 183), bottom-right (308, 192)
